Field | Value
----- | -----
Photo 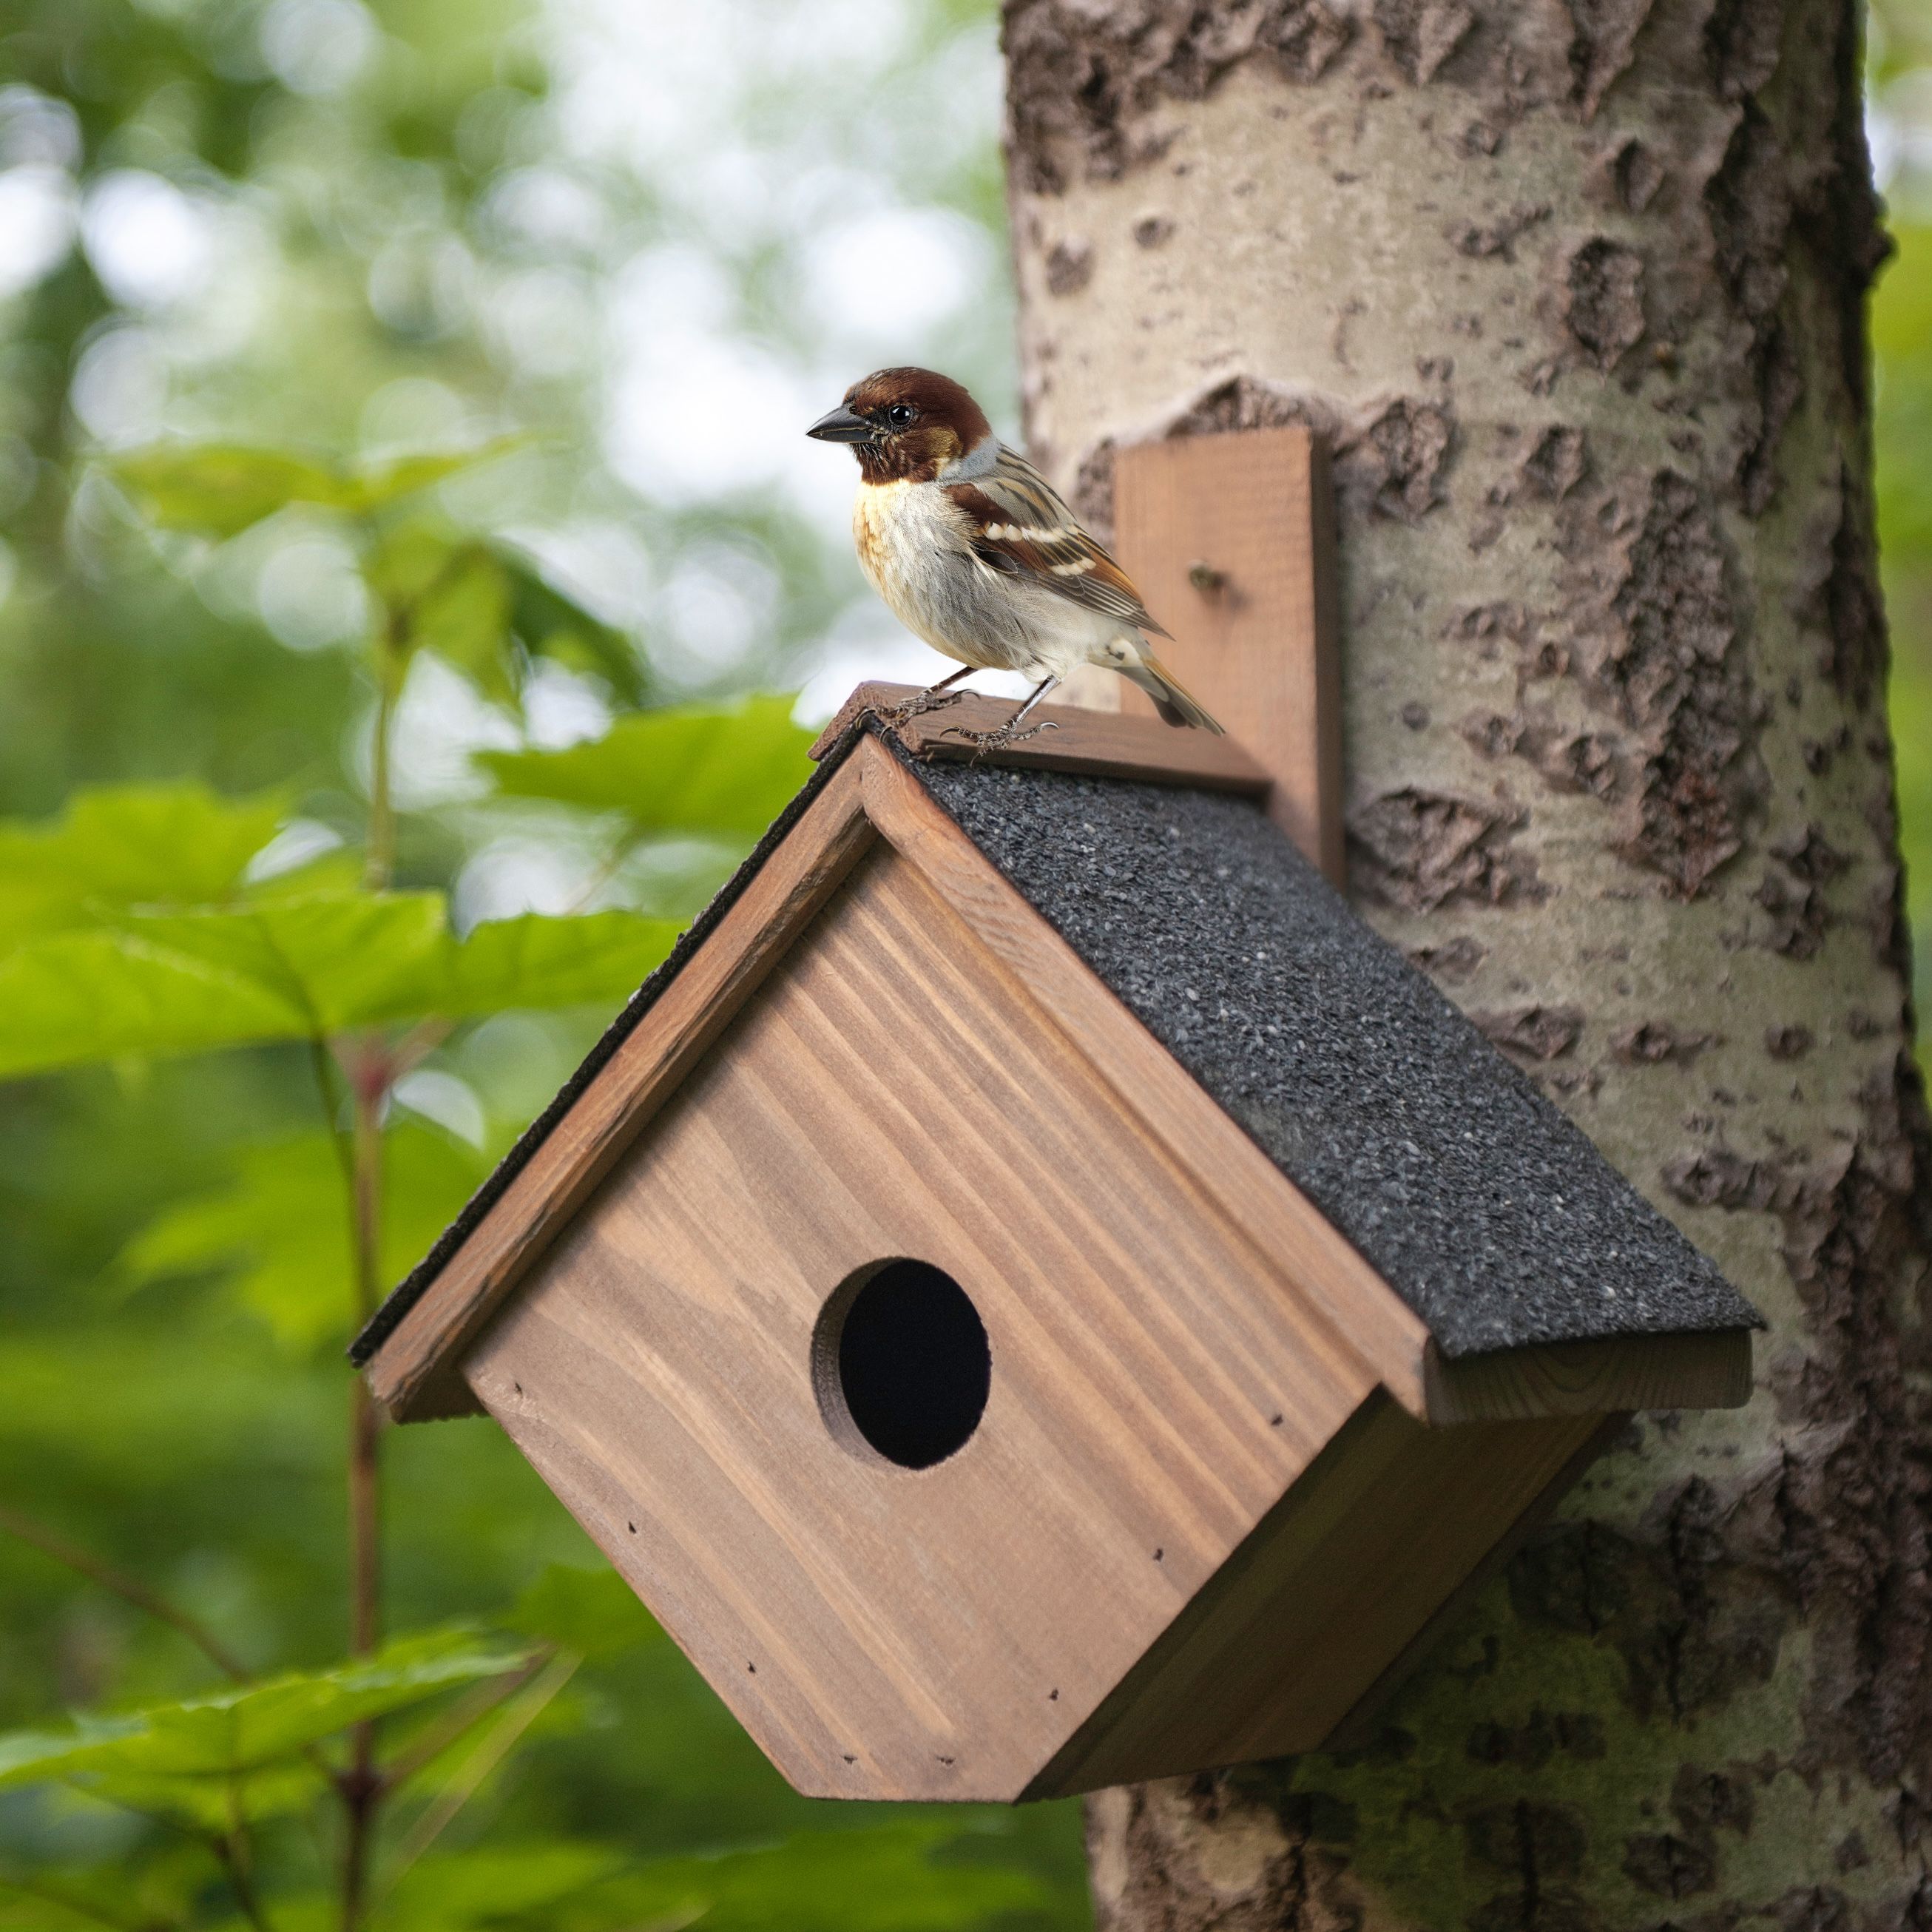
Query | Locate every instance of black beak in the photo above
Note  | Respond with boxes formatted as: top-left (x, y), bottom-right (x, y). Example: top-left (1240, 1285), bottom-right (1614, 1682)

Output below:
top-left (806, 404), bottom-right (874, 445)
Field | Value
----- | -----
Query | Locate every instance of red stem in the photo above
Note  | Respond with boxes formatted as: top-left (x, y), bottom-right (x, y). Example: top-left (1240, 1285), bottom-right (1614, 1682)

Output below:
top-left (339, 1041), bottom-right (388, 1932)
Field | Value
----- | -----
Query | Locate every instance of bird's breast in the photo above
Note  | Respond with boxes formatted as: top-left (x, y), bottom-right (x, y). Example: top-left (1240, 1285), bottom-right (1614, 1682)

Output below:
top-left (851, 477), bottom-right (1097, 676)
top-left (854, 481), bottom-right (956, 590)
top-left (852, 482), bottom-right (976, 632)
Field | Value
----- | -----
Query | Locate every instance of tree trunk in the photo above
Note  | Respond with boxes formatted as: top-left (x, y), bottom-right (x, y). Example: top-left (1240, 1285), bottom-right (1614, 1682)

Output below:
top-left (1001, 1), bottom-right (1932, 1925)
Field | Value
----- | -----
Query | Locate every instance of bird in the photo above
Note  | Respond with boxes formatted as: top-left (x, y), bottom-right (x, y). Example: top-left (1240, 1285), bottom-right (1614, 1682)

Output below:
top-left (806, 367), bottom-right (1223, 746)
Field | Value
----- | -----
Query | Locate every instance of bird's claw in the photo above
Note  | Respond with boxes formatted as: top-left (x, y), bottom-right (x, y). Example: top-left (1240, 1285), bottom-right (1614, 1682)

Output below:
top-left (876, 688), bottom-right (968, 731)
top-left (939, 718), bottom-right (1060, 760)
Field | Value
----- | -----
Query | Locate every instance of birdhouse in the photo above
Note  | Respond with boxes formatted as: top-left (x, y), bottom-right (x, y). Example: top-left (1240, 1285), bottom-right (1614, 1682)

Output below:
top-left (353, 430), bottom-right (1760, 1804)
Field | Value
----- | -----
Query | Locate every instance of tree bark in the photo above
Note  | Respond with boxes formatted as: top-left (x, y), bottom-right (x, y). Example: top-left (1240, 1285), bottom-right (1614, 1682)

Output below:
top-left (1001, 1), bottom-right (1931, 1925)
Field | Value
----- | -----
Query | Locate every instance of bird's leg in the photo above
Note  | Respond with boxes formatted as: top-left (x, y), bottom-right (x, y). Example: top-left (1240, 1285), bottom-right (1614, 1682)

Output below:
top-left (942, 676), bottom-right (1061, 756)
top-left (877, 664), bottom-right (975, 729)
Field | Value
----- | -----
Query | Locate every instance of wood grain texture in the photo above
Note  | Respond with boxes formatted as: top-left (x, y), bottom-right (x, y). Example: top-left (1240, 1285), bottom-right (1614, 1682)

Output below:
top-left (855, 737), bottom-right (1435, 1418)
top-left (1422, 1331), bottom-right (1754, 1425)
top-left (1111, 428), bottom-right (1346, 883)
top-left (366, 759), bottom-right (877, 1421)
top-left (462, 845), bottom-right (1384, 1803)
top-left (1024, 1402), bottom-right (1605, 1795)
top-left (808, 683), bottom-right (1272, 795)
top-left (1317, 1411), bottom-right (1629, 1754)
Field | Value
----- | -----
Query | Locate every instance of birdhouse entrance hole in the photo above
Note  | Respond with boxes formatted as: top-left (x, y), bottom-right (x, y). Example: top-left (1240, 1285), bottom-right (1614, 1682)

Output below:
top-left (812, 1259), bottom-right (990, 1470)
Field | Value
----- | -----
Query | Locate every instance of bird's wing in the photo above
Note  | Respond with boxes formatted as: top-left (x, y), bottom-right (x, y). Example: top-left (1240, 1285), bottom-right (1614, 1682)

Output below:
top-left (943, 445), bottom-right (1171, 638)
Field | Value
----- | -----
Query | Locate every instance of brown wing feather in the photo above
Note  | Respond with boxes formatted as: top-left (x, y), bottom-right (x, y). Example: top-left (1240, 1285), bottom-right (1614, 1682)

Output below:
top-left (945, 450), bottom-right (1171, 638)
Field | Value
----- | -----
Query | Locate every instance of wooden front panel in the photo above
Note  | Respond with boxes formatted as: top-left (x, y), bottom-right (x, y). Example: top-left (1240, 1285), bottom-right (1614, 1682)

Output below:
top-left (463, 845), bottom-right (1379, 1802)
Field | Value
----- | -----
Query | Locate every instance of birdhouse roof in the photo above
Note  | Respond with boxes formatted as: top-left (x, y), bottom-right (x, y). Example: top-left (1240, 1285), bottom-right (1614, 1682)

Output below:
top-left (912, 756), bottom-right (1755, 1357)
top-left (353, 687), bottom-right (1757, 1408)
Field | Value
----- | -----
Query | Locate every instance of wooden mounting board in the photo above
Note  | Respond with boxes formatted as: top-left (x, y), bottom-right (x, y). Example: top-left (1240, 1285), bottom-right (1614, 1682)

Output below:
top-left (1110, 427), bottom-right (1346, 884)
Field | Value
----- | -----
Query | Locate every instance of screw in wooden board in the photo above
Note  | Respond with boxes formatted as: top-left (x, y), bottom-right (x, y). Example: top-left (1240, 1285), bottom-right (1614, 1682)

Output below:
top-left (1187, 561), bottom-right (1226, 595)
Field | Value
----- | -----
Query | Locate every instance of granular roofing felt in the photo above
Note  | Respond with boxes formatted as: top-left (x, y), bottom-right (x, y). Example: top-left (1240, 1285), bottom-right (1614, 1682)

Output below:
top-left (354, 721), bottom-right (1759, 1370)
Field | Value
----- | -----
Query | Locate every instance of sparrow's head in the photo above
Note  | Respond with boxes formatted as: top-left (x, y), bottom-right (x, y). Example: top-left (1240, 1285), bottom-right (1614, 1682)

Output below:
top-left (806, 368), bottom-right (993, 484)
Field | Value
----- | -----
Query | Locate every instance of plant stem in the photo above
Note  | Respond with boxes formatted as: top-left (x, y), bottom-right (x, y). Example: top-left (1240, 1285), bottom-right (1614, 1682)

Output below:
top-left (212, 1830), bottom-right (274, 1932)
top-left (364, 666), bottom-right (397, 896)
top-left (340, 614), bottom-right (403, 1932)
top-left (0, 1503), bottom-right (249, 1682)
top-left (340, 1038), bottom-right (387, 1932)
top-left (216, 1777), bottom-right (277, 1932)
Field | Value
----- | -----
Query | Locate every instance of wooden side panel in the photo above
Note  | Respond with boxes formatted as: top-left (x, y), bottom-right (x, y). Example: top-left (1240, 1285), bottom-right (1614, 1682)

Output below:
top-left (463, 845), bottom-right (1382, 1803)
top-left (1027, 1402), bottom-right (1603, 1797)
top-left (1112, 428), bottom-right (1346, 884)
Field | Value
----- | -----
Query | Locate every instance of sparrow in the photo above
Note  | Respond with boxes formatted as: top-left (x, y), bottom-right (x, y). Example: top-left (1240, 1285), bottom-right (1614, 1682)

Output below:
top-left (806, 367), bottom-right (1223, 743)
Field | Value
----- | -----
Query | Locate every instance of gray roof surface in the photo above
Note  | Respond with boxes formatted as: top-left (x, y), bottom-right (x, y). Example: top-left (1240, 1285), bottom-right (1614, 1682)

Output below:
top-left (912, 753), bottom-right (1759, 1359)
top-left (354, 722), bottom-right (1759, 1370)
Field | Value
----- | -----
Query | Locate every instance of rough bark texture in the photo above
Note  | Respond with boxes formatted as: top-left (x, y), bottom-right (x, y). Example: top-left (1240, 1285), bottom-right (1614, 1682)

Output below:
top-left (1001, 1), bottom-right (1931, 1925)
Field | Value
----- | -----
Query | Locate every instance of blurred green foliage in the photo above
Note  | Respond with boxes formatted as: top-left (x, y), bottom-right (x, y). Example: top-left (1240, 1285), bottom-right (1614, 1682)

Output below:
top-left (0, 0), bottom-right (1080, 1926)
top-left (1, 0), bottom-right (1926, 1925)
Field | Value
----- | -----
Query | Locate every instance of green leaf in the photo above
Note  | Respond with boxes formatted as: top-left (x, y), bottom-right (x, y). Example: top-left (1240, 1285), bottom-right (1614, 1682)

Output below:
top-left (0, 1858), bottom-right (196, 1929)
top-left (493, 542), bottom-right (647, 706)
top-left (478, 697), bottom-right (814, 842)
top-left (0, 896), bottom-right (442, 1075)
top-left (0, 895), bottom-right (679, 1078)
top-left (365, 524), bottom-right (514, 704)
top-left (119, 1124), bottom-right (491, 1351)
top-left (0, 924), bottom-right (324, 1074)
top-left (365, 524), bottom-right (643, 710)
top-left (342, 439), bottom-right (525, 513)
top-left (386, 1825), bottom-right (1047, 1932)
top-left (0, 1630), bottom-right (529, 1794)
top-left (613, 1825), bottom-right (1047, 1932)
top-left (378, 1843), bottom-right (624, 1931)
top-left (108, 439), bottom-right (524, 541)
top-left (505, 1564), bottom-right (662, 1663)
top-left (0, 784), bottom-right (285, 948)
top-left (57, 1757), bottom-right (328, 1834)
top-left (415, 550), bottom-right (519, 707)
top-left (428, 910), bottom-right (680, 1018)
top-left (108, 445), bottom-right (348, 536)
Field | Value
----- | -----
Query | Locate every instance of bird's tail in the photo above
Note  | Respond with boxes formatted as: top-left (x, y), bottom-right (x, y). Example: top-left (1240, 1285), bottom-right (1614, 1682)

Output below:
top-left (1126, 654), bottom-right (1225, 733)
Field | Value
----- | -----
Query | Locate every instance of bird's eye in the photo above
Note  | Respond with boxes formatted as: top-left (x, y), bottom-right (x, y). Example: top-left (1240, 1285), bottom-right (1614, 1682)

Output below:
top-left (886, 404), bottom-right (916, 428)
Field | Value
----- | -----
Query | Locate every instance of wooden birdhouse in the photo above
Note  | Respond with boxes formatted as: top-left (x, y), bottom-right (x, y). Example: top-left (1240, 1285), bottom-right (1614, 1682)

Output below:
top-left (353, 430), bottom-right (1760, 1803)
